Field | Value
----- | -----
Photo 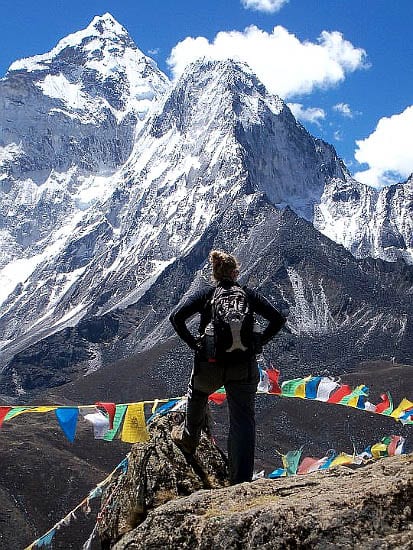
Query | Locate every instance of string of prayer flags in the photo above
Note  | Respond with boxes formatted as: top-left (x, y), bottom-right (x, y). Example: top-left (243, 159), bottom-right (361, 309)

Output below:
top-left (121, 402), bottom-right (149, 443)
top-left (268, 435), bottom-right (406, 479)
top-left (25, 453), bottom-right (130, 550)
top-left (55, 408), bottom-right (79, 443)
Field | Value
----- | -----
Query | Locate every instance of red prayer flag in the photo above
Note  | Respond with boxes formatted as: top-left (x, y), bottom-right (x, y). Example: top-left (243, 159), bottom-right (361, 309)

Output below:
top-left (267, 369), bottom-right (282, 394)
top-left (96, 402), bottom-right (116, 429)
top-left (375, 393), bottom-right (391, 414)
top-left (327, 385), bottom-right (352, 403)
top-left (208, 392), bottom-right (227, 405)
top-left (0, 406), bottom-right (11, 428)
top-left (387, 435), bottom-right (402, 456)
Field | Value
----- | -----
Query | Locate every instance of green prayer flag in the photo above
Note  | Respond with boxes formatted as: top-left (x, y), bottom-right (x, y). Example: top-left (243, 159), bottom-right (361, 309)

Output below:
top-left (282, 449), bottom-right (302, 476)
top-left (4, 407), bottom-right (30, 421)
top-left (281, 378), bottom-right (306, 398)
top-left (104, 405), bottom-right (128, 441)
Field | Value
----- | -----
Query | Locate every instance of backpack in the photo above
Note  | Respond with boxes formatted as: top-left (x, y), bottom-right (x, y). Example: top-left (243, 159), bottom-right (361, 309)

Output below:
top-left (207, 284), bottom-right (254, 356)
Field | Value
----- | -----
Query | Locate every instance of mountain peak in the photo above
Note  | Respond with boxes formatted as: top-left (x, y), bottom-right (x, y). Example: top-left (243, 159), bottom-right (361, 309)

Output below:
top-left (89, 12), bottom-right (127, 36)
top-left (7, 13), bottom-right (137, 74)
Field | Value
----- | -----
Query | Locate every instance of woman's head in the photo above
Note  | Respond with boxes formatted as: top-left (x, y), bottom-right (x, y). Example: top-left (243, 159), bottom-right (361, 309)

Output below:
top-left (209, 250), bottom-right (240, 282)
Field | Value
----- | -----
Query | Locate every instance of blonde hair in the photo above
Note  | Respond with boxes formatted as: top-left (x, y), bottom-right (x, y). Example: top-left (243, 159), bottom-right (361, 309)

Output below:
top-left (209, 250), bottom-right (239, 282)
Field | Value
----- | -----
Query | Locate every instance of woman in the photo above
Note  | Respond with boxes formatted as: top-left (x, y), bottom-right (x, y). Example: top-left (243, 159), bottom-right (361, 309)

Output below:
top-left (169, 250), bottom-right (286, 484)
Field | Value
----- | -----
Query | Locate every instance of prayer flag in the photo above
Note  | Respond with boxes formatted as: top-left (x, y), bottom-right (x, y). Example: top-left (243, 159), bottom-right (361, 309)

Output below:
top-left (294, 376), bottom-right (312, 399)
top-left (257, 368), bottom-right (271, 393)
top-left (305, 376), bottom-right (322, 399)
top-left (0, 406), bottom-right (11, 427)
top-left (329, 452), bottom-right (354, 467)
top-left (267, 369), bottom-right (282, 394)
top-left (4, 406), bottom-right (30, 421)
top-left (315, 377), bottom-right (340, 401)
top-left (327, 385), bottom-right (352, 404)
top-left (399, 409), bottom-right (413, 424)
top-left (147, 400), bottom-right (178, 423)
top-left (387, 435), bottom-right (405, 456)
top-left (55, 408), bottom-right (79, 442)
top-left (319, 451), bottom-right (337, 470)
top-left (298, 456), bottom-right (328, 475)
top-left (281, 378), bottom-right (306, 397)
top-left (390, 398), bottom-right (413, 421)
top-left (34, 528), bottom-right (55, 547)
top-left (95, 402), bottom-right (116, 429)
top-left (121, 403), bottom-right (149, 443)
top-left (375, 392), bottom-right (393, 415)
top-left (282, 450), bottom-right (302, 476)
top-left (370, 442), bottom-right (388, 459)
top-left (209, 388), bottom-right (227, 405)
top-left (84, 411), bottom-right (110, 439)
top-left (268, 468), bottom-right (286, 478)
top-left (104, 405), bottom-right (128, 441)
top-left (340, 385), bottom-right (368, 407)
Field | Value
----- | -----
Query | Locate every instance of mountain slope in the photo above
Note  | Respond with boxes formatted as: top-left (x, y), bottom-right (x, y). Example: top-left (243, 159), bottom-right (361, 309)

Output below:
top-left (315, 174), bottom-right (413, 263)
top-left (0, 56), bottom-right (347, 374)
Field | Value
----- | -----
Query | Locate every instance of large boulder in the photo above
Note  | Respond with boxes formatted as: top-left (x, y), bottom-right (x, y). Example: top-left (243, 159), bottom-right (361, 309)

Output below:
top-left (97, 412), bottom-right (229, 548)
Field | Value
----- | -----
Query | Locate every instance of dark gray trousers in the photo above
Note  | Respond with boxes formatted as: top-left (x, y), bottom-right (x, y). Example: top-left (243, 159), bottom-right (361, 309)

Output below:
top-left (184, 357), bottom-right (259, 485)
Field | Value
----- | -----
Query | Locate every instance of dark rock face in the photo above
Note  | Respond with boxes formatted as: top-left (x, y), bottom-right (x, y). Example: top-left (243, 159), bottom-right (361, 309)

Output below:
top-left (97, 413), bottom-right (229, 548)
top-left (109, 454), bottom-right (413, 549)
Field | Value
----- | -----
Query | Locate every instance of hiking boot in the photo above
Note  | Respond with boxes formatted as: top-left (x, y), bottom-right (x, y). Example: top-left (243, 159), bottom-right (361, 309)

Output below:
top-left (171, 424), bottom-right (197, 455)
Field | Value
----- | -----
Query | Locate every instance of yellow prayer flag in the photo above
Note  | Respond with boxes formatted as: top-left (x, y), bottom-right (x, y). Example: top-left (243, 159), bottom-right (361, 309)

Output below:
top-left (390, 398), bottom-right (413, 420)
top-left (295, 376), bottom-right (312, 399)
top-left (121, 403), bottom-right (149, 443)
top-left (25, 406), bottom-right (58, 414)
top-left (329, 453), bottom-right (354, 467)
top-left (370, 443), bottom-right (387, 459)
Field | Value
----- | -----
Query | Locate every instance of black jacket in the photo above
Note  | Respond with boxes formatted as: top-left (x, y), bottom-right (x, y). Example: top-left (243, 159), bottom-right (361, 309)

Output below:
top-left (169, 282), bottom-right (286, 352)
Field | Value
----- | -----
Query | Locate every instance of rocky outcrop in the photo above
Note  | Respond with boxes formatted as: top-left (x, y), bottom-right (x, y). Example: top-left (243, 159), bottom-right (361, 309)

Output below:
top-left (97, 413), bottom-right (229, 548)
top-left (98, 414), bottom-right (412, 549)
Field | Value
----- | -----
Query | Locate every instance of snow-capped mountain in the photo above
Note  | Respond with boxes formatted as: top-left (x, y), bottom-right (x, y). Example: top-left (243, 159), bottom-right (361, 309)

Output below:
top-left (315, 175), bottom-right (413, 263)
top-left (0, 45), bottom-right (346, 363)
top-left (0, 14), bottom-right (412, 396)
top-left (0, 13), bottom-right (169, 271)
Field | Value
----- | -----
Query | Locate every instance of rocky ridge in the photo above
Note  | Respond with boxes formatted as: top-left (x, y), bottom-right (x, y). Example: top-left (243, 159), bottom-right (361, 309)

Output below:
top-left (97, 414), bottom-right (413, 549)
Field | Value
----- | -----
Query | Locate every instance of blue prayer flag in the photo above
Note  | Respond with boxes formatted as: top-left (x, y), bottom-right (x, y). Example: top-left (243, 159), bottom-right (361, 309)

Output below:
top-left (55, 408), bottom-right (79, 442)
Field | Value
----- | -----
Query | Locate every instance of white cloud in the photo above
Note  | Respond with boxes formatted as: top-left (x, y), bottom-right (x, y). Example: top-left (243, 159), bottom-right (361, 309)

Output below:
top-left (333, 102), bottom-right (353, 118)
top-left (354, 105), bottom-right (413, 187)
top-left (167, 25), bottom-right (367, 100)
top-left (147, 48), bottom-right (160, 56)
top-left (241, 0), bottom-right (289, 13)
top-left (288, 103), bottom-right (326, 125)
top-left (333, 130), bottom-right (343, 141)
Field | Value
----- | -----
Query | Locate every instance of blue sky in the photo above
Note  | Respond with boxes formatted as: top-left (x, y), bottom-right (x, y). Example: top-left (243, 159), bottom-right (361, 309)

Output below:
top-left (1, 0), bottom-right (412, 187)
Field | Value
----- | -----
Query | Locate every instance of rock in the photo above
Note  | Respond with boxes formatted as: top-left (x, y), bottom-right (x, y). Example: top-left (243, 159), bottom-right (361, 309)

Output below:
top-left (104, 448), bottom-right (412, 549)
top-left (97, 412), bottom-right (229, 548)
